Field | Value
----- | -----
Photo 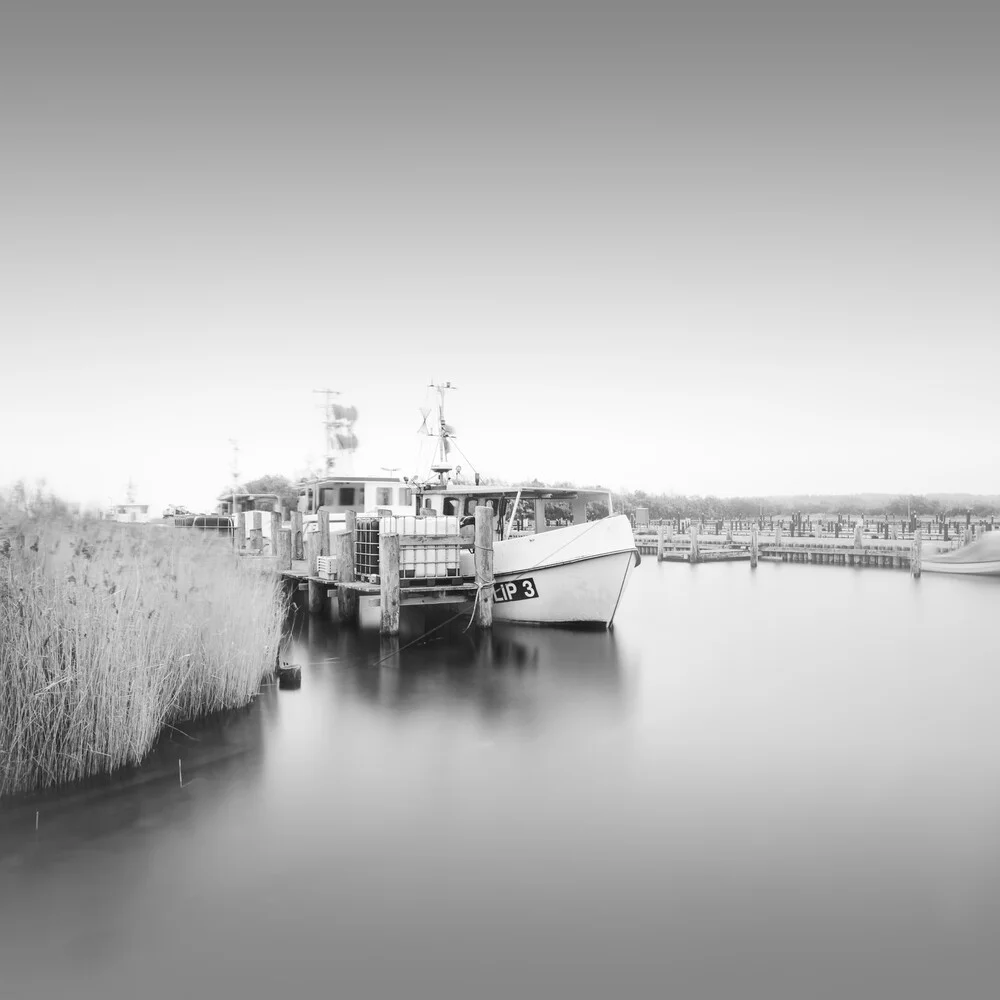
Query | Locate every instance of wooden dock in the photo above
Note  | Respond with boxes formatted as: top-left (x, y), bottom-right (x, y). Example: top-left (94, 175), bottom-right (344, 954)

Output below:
top-left (237, 507), bottom-right (493, 635)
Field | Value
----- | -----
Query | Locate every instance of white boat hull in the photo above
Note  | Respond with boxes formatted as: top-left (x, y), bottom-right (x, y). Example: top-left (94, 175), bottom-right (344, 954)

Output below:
top-left (920, 533), bottom-right (1000, 576)
top-left (464, 515), bottom-right (639, 628)
top-left (921, 558), bottom-right (1000, 576)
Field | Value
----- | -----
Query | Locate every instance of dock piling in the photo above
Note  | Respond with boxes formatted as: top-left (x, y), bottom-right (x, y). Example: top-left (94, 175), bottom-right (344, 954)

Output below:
top-left (379, 533), bottom-right (401, 635)
top-left (270, 511), bottom-right (281, 556)
top-left (750, 524), bottom-right (758, 569)
top-left (911, 529), bottom-right (922, 578)
top-left (277, 527), bottom-right (292, 571)
top-left (305, 530), bottom-right (320, 578)
top-left (336, 525), bottom-right (358, 624)
top-left (318, 509), bottom-right (330, 557)
top-left (307, 579), bottom-right (325, 614)
top-left (474, 506), bottom-right (495, 628)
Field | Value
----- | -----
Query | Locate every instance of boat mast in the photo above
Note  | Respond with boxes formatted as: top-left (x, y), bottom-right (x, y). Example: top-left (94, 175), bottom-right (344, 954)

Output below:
top-left (428, 381), bottom-right (456, 486)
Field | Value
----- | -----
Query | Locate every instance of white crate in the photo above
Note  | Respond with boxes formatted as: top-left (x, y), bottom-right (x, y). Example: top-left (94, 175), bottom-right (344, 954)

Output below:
top-left (316, 555), bottom-right (337, 580)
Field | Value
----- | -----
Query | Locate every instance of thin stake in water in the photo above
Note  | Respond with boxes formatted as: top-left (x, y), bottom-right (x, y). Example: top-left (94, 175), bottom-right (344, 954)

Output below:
top-left (178, 760), bottom-right (183, 788)
top-left (35, 811), bottom-right (39, 832)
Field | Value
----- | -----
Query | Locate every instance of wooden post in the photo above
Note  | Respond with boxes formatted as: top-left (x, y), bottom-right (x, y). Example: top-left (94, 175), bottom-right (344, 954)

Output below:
top-left (474, 505), bottom-right (495, 628)
top-left (270, 511), bottom-right (280, 557)
top-left (307, 578), bottom-right (325, 614)
top-left (305, 529), bottom-right (320, 578)
top-left (336, 529), bottom-right (358, 624)
top-left (726, 523), bottom-right (733, 544)
top-left (854, 523), bottom-right (863, 550)
top-left (911, 528), bottom-right (922, 577)
top-left (750, 523), bottom-right (758, 569)
top-left (318, 509), bottom-right (330, 557)
top-left (292, 511), bottom-right (304, 560)
top-left (689, 525), bottom-right (700, 564)
top-left (345, 509), bottom-right (357, 542)
top-left (236, 511), bottom-right (246, 551)
top-left (250, 511), bottom-right (263, 553)
top-left (379, 532), bottom-right (401, 635)
top-left (775, 522), bottom-right (782, 545)
top-left (277, 527), bottom-right (292, 570)
top-left (657, 525), bottom-right (665, 562)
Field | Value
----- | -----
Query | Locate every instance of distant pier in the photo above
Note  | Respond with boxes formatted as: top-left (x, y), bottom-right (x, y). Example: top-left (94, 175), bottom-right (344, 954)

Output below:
top-left (631, 516), bottom-right (998, 578)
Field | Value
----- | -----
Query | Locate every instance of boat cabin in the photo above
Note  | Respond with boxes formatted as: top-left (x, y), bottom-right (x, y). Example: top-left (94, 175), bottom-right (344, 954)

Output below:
top-left (217, 493), bottom-right (281, 516)
top-left (296, 476), bottom-right (413, 518)
top-left (108, 503), bottom-right (150, 524)
top-left (414, 484), bottom-right (614, 540)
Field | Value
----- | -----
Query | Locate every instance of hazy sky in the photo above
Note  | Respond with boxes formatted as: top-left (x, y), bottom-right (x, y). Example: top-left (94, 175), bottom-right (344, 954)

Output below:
top-left (2, 1), bottom-right (997, 514)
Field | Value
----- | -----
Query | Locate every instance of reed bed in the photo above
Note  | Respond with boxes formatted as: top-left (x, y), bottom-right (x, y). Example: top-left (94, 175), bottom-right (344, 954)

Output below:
top-left (0, 517), bottom-right (286, 796)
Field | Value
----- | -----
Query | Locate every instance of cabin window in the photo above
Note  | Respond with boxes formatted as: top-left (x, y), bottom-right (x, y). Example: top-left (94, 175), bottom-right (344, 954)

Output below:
top-left (443, 498), bottom-right (460, 516)
top-left (338, 487), bottom-right (356, 506)
top-left (376, 487), bottom-right (392, 506)
top-left (319, 488), bottom-right (336, 508)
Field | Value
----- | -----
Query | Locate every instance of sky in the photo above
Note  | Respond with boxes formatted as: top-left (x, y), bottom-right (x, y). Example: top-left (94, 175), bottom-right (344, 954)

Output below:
top-left (2, 1), bottom-right (997, 515)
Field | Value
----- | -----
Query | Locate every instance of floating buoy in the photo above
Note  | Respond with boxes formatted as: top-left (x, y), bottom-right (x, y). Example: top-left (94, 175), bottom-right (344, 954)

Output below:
top-left (276, 662), bottom-right (302, 690)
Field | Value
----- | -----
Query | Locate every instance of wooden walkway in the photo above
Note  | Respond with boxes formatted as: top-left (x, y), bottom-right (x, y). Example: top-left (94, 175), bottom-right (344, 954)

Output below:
top-left (633, 525), bottom-right (962, 576)
top-left (277, 559), bottom-right (478, 603)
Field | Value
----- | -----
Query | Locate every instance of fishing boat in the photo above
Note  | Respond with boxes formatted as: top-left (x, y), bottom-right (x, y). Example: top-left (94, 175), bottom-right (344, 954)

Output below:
top-left (921, 532), bottom-right (1000, 576)
top-left (403, 382), bottom-right (640, 628)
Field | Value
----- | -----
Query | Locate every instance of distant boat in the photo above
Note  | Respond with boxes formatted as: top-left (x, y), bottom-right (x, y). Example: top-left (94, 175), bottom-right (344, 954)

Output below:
top-left (921, 532), bottom-right (1000, 576)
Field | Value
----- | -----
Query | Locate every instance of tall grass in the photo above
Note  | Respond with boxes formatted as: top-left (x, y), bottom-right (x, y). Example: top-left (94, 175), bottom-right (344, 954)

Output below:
top-left (0, 517), bottom-right (287, 796)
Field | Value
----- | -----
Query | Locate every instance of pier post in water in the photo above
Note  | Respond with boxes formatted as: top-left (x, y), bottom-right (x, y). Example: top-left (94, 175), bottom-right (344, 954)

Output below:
top-left (318, 509), bottom-right (330, 557)
top-left (270, 511), bottom-right (281, 557)
top-left (307, 578), bottom-right (325, 614)
top-left (774, 521), bottom-right (782, 545)
top-left (854, 523), bottom-right (863, 550)
top-left (657, 525), bottom-right (665, 562)
top-left (474, 505), bottom-right (495, 628)
top-left (689, 525), bottom-right (700, 564)
top-left (911, 528), bottom-right (922, 578)
top-left (305, 530), bottom-right (320, 578)
top-left (750, 524), bottom-right (759, 569)
top-left (379, 532), bottom-right (401, 635)
top-left (336, 524), bottom-right (358, 625)
top-left (277, 527), bottom-right (292, 571)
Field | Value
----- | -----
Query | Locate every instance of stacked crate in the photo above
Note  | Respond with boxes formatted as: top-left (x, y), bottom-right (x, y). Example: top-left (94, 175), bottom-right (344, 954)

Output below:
top-left (354, 514), bottom-right (460, 583)
top-left (316, 555), bottom-right (337, 581)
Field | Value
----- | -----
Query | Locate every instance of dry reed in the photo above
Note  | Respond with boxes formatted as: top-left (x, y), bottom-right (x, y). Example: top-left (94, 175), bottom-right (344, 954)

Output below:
top-left (0, 517), bottom-right (286, 795)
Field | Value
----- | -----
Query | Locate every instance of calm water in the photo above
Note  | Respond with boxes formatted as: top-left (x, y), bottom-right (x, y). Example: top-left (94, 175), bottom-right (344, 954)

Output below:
top-left (2, 562), bottom-right (1000, 1000)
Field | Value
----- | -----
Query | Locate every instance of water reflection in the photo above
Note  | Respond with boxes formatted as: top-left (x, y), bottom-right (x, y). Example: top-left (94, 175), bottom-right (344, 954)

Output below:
top-left (282, 601), bottom-right (630, 730)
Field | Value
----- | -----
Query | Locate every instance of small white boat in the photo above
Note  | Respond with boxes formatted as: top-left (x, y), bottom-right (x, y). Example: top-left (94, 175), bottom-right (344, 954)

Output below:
top-left (472, 501), bottom-right (638, 628)
top-left (921, 532), bottom-right (1000, 576)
